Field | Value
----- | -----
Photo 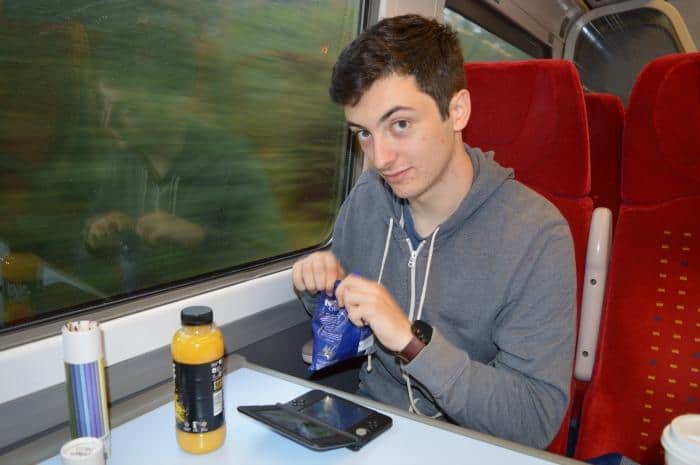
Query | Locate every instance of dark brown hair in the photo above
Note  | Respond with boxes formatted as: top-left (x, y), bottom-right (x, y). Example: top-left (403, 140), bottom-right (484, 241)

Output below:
top-left (329, 14), bottom-right (465, 119)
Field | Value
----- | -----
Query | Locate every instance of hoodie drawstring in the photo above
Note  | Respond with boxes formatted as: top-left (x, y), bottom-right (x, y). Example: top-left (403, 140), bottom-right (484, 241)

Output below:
top-left (369, 216), bottom-right (443, 418)
top-left (402, 226), bottom-right (442, 418)
top-left (377, 217), bottom-right (393, 284)
top-left (366, 216), bottom-right (395, 373)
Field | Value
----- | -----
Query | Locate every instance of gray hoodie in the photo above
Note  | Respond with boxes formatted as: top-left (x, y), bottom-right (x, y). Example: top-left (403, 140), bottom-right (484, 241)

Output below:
top-left (308, 146), bottom-right (576, 449)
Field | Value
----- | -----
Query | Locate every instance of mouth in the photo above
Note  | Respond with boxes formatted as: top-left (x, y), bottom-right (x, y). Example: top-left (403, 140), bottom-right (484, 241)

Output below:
top-left (381, 168), bottom-right (410, 184)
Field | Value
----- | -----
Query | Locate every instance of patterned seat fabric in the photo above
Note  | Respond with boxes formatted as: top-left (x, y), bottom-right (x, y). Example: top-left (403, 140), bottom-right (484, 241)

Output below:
top-left (574, 52), bottom-right (700, 465)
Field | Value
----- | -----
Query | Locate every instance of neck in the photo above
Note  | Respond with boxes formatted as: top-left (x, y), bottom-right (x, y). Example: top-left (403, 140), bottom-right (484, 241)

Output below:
top-left (409, 140), bottom-right (473, 237)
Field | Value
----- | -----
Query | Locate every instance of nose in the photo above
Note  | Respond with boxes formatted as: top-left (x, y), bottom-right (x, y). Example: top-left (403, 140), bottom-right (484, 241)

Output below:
top-left (370, 134), bottom-right (397, 171)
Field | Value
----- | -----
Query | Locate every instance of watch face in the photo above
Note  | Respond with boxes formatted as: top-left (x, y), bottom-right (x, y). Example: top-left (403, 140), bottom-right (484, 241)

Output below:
top-left (411, 320), bottom-right (432, 345)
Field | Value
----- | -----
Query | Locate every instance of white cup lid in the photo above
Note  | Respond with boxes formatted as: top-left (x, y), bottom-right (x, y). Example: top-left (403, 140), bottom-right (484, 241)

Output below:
top-left (60, 437), bottom-right (105, 465)
top-left (662, 414), bottom-right (700, 464)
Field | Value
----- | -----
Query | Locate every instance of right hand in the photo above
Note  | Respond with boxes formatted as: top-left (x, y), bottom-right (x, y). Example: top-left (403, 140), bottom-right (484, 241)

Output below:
top-left (292, 251), bottom-right (346, 296)
top-left (85, 211), bottom-right (135, 251)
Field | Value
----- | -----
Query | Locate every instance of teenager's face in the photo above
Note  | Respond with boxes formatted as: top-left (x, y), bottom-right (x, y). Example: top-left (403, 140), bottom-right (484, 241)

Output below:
top-left (344, 74), bottom-right (469, 204)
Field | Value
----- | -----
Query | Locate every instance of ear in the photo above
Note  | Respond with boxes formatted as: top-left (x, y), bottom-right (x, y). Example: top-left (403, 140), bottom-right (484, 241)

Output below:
top-left (449, 89), bottom-right (471, 132)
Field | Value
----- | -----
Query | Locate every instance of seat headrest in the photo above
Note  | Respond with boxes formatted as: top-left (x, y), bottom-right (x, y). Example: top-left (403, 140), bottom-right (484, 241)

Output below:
top-left (623, 52), bottom-right (700, 203)
top-left (584, 93), bottom-right (625, 124)
top-left (463, 60), bottom-right (590, 197)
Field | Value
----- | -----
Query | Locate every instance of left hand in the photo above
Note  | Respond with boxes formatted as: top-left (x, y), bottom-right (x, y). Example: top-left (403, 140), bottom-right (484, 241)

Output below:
top-left (335, 274), bottom-right (413, 352)
top-left (136, 211), bottom-right (205, 248)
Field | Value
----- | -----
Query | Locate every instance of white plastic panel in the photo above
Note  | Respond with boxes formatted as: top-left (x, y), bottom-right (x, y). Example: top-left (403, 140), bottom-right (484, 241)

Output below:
top-left (574, 208), bottom-right (613, 381)
top-left (0, 269), bottom-right (296, 404)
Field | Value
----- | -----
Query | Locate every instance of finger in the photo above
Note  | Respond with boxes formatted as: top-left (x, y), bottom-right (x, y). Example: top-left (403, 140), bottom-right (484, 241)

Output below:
top-left (322, 253), bottom-right (340, 295)
top-left (301, 259), bottom-right (318, 294)
top-left (343, 295), bottom-right (371, 327)
top-left (311, 255), bottom-right (327, 295)
top-left (334, 279), bottom-right (346, 307)
top-left (346, 309), bottom-right (366, 328)
top-left (335, 277), bottom-right (363, 309)
top-left (292, 261), bottom-right (306, 292)
top-left (336, 260), bottom-right (347, 281)
top-left (336, 274), bottom-right (362, 305)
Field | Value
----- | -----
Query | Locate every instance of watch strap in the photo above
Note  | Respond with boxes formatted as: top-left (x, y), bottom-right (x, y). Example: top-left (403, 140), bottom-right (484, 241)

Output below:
top-left (396, 335), bottom-right (426, 363)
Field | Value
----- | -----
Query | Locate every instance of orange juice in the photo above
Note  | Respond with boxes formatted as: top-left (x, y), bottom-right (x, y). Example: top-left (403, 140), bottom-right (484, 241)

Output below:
top-left (172, 306), bottom-right (225, 454)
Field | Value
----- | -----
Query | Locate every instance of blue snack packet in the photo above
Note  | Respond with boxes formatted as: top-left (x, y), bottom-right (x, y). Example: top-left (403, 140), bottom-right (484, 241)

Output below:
top-left (310, 283), bottom-right (375, 372)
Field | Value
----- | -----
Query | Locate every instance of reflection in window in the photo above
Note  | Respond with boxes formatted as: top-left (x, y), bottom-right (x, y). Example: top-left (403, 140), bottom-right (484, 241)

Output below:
top-left (444, 8), bottom-right (532, 62)
top-left (0, 1), bottom-right (360, 331)
top-left (573, 8), bottom-right (684, 104)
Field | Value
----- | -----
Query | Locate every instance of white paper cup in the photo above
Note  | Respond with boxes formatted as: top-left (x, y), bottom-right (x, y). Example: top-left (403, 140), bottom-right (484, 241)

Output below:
top-left (661, 414), bottom-right (700, 465)
top-left (60, 437), bottom-right (105, 465)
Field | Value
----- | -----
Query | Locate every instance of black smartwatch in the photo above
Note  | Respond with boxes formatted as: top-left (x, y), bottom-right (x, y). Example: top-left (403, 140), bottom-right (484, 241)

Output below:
top-left (396, 320), bottom-right (433, 363)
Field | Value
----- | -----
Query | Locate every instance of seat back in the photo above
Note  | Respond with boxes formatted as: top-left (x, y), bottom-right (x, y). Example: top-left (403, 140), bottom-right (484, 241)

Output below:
top-left (463, 59), bottom-right (592, 455)
top-left (574, 52), bottom-right (700, 464)
top-left (584, 93), bottom-right (624, 229)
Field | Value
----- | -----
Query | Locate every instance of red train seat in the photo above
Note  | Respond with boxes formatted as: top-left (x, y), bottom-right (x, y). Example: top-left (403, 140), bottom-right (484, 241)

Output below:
top-left (463, 59), bottom-right (601, 455)
top-left (585, 93), bottom-right (624, 229)
top-left (574, 52), bottom-right (700, 464)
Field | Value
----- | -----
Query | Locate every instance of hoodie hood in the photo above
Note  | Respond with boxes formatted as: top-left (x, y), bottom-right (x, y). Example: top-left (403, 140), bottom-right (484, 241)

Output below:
top-left (375, 145), bottom-right (514, 245)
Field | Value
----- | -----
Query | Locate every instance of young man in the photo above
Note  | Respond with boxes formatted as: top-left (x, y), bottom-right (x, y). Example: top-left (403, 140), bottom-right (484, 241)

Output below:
top-left (292, 14), bottom-right (576, 449)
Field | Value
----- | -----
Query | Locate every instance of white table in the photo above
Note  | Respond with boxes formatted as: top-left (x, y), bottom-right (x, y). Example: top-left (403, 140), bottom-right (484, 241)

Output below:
top-left (37, 360), bottom-right (583, 465)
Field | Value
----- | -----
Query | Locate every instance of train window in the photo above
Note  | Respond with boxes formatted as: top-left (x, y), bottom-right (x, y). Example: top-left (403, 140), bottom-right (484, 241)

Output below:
top-left (444, 8), bottom-right (531, 61)
top-left (0, 1), bottom-right (361, 333)
top-left (444, 1), bottom-right (551, 61)
top-left (571, 8), bottom-right (685, 103)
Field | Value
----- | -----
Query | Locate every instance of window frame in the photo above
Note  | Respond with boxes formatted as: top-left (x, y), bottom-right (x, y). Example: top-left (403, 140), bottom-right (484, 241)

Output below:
top-left (563, 0), bottom-right (697, 59)
top-left (445, 0), bottom-right (552, 60)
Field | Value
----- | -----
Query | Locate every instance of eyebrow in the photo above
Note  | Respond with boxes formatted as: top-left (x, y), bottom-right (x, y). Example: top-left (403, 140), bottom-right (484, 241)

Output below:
top-left (347, 105), bottom-right (415, 131)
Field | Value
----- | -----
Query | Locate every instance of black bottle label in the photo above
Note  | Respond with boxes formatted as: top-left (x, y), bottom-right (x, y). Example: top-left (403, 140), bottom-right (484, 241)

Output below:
top-left (173, 358), bottom-right (224, 433)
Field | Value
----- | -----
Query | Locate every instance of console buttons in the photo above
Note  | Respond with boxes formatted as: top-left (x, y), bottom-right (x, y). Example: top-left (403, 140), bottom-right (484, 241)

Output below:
top-left (355, 427), bottom-right (368, 437)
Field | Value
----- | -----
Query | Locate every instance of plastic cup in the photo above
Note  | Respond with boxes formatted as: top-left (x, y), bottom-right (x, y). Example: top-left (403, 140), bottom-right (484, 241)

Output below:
top-left (661, 414), bottom-right (700, 465)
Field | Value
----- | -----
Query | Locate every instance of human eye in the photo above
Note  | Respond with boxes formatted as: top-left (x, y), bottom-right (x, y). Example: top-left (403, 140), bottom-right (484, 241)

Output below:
top-left (391, 119), bottom-right (410, 133)
top-left (355, 129), bottom-right (371, 141)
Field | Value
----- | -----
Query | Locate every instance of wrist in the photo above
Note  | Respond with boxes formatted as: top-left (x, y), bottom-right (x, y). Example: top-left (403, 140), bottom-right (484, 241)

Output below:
top-left (395, 320), bottom-right (433, 363)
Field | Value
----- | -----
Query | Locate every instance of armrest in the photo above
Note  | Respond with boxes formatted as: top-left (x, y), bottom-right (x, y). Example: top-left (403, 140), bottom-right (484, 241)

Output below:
top-left (574, 207), bottom-right (613, 381)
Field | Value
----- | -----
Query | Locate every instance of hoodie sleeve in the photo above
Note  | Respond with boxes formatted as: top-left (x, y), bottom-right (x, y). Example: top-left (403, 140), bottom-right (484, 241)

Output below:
top-left (404, 223), bottom-right (576, 449)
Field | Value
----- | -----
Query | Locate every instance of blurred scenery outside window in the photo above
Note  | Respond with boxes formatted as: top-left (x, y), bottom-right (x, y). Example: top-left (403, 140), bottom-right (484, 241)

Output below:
top-left (0, 0), bottom-right (360, 331)
top-left (444, 8), bottom-right (533, 62)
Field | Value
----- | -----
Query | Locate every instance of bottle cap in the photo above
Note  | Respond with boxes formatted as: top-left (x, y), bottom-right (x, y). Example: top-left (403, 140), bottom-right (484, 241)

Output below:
top-left (181, 306), bottom-right (213, 326)
top-left (60, 437), bottom-right (105, 465)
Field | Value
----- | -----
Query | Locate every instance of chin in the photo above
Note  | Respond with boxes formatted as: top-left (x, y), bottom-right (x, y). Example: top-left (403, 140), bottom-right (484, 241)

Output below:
top-left (386, 184), bottom-right (416, 201)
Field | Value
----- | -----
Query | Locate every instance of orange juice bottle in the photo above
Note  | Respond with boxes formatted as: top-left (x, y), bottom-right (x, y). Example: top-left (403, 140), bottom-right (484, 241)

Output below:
top-left (172, 306), bottom-right (225, 454)
top-left (1, 253), bottom-right (42, 325)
